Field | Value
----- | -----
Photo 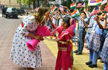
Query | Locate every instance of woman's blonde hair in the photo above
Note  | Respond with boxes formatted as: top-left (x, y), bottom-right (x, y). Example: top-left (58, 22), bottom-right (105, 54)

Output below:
top-left (35, 7), bottom-right (49, 24)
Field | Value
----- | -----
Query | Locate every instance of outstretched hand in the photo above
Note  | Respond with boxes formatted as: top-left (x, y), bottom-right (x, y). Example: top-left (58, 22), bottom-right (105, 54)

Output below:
top-left (45, 10), bottom-right (50, 19)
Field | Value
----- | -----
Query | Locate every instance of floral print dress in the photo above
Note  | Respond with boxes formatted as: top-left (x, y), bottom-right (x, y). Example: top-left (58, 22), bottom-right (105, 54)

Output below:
top-left (10, 15), bottom-right (42, 68)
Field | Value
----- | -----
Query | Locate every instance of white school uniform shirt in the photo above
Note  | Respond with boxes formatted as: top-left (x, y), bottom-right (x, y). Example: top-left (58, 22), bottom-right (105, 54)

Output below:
top-left (58, 14), bottom-right (64, 26)
top-left (52, 15), bottom-right (57, 24)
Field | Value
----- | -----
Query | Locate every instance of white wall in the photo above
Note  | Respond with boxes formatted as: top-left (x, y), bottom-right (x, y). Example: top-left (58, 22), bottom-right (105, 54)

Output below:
top-left (49, 0), bottom-right (62, 5)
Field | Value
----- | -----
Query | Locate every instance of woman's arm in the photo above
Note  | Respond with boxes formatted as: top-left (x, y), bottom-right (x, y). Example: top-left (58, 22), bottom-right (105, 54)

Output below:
top-left (28, 33), bottom-right (44, 41)
top-left (28, 33), bottom-right (39, 39)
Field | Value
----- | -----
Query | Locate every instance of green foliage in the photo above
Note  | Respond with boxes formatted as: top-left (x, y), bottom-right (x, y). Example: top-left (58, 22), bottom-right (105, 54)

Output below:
top-left (17, 0), bottom-right (21, 4)
top-left (47, 2), bottom-right (50, 7)
top-left (62, 0), bottom-right (72, 9)
top-left (17, 0), bottom-right (37, 6)
top-left (61, 1), bottom-right (67, 6)
top-left (66, 1), bottom-right (71, 8)
top-left (21, 0), bottom-right (33, 6)
top-left (102, 3), bottom-right (107, 10)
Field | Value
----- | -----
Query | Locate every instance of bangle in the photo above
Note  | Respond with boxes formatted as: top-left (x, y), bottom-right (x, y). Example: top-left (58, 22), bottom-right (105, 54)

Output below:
top-left (61, 42), bottom-right (64, 44)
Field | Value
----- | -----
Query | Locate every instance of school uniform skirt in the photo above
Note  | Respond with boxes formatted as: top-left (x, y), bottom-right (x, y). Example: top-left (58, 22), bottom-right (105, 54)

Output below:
top-left (101, 36), bottom-right (108, 63)
top-left (88, 33), bottom-right (102, 52)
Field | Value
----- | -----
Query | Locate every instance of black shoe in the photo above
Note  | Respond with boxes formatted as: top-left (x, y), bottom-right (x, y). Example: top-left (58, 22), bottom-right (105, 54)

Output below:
top-left (86, 61), bottom-right (92, 65)
top-left (76, 52), bottom-right (82, 55)
top-left (74, 50), bottom-right (79, 53)
top-left (85, 46), bottom-right (89, 50)
top-left (85, 46), bottom-right (88, 48)
top-left (100, 59), bottom-right (104, 63)
top-left (89, 64), bottom-right (97, 68)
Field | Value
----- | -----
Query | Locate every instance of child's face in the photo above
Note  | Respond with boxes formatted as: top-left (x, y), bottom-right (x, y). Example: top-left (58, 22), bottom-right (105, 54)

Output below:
top-left (61, 21), bottom-right (67, 28)
top-left (99, 13), bottom-right (106, 20)
top-left (80, 13), bottom-right (86, 18)
top-left (61, 21), bottom-right (64, 27)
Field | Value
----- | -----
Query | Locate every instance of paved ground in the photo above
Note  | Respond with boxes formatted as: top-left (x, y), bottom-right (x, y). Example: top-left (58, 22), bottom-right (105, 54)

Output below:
top-left (0, 15), bottom-right (103, 70)
top-left (44, 40), bottom-right (103, 70)
top-left (0, 16), bottom-right (55, 70)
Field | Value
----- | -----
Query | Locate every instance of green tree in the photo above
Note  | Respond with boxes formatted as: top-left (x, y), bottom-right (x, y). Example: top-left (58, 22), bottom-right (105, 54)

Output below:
top-left (17, 0), bottom-right (37, 10)
top-left (20, 0), bottom-right (32, 10)
top-left (33, 0), bottom-right (36, 9)
top-left (66, 0), bottom-right (72, 9)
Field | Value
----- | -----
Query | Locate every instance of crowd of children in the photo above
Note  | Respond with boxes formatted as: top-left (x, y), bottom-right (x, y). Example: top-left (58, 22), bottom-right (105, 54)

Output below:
top-left (10, 1), bottom-right (108, 70)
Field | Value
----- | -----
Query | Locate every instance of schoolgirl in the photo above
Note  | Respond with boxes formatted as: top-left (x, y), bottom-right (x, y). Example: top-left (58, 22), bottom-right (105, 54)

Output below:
top-left (82, 12), bottom-right (105, 68)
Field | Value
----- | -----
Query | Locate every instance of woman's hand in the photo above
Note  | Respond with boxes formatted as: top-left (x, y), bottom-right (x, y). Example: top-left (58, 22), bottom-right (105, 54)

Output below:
top-left (34, 36), bottom-right (40, 40)
top-left (35, 36), bottom-right (44, 41)
top-left (38, 36), bottom-right (44, 41)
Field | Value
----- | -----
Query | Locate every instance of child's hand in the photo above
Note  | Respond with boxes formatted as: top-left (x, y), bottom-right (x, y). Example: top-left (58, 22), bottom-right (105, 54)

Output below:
top-left (94, 16), bottom-right (98, 21)
top-left (58, 41), bottom-right (65, 44)
top-left (58, 41), bottom-right (61, 43)
top-left (51, 32), bottom-right (54, 36)
top-left (104, 14), bottom-right (107, 19)
top-left (58, 11), bottom-right (60, 15)
top-left (56, 38), bottom-right (60, 41)
top-left (81, 17), bottom-right (84, 21)
top-left (45, 10), bottom-right (50, 19)
top-left (56, 32), bottom-right (59, 37)
top-left (57, 7), bottom-right (60, 10)
top-left (84, 8), bottom-right (87, 13)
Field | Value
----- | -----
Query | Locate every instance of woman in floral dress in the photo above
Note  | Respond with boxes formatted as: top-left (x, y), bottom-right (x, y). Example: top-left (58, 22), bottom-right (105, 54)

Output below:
top-left (10, 7), bottom-right (49, 70)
